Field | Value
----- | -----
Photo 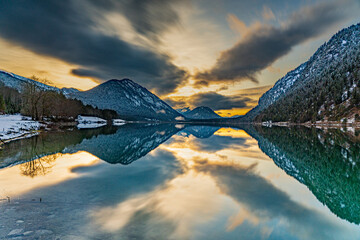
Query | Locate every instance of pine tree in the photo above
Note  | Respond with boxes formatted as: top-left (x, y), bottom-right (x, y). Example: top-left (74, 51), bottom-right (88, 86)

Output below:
top-left (0, 94), bottom-right (5, 113)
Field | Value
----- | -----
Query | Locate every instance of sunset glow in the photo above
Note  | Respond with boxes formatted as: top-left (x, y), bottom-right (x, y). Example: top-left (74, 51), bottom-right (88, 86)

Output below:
top-left (0, 1), bottom-right (358, 116)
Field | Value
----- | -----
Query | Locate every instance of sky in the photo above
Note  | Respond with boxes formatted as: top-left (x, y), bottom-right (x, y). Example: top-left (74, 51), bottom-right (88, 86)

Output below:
top-left (0, 0), bottom-right (359, 116)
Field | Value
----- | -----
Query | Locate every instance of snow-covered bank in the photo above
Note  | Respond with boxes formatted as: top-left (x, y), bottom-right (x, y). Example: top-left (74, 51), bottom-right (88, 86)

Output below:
top-left (76, 115), bottom-right (107, 129)
top-left (0, 115), bottom-right (40, 142)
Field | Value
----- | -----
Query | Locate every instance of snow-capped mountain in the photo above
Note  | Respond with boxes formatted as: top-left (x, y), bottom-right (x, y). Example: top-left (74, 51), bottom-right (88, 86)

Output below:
top-left (69, 79), bottom-right (184, 121)
top-left (243, 63), bottom-right (307, 121)
top-left (183, 106), bottom-right (222, 120)
top-left (0, 70), bottom-right (58, 92)
top-left (243, 23), bottom-right (360, 122)
top-left (61, 87), bottom-right (80, 95)
top-left (0, 71), bottom-right (185, 121)
top-left (176, 107), bottom-right (191, 114)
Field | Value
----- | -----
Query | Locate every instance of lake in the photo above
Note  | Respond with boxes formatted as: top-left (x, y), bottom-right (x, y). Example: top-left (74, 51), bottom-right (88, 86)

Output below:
top-left (0, 124), bottom-right (360, 239)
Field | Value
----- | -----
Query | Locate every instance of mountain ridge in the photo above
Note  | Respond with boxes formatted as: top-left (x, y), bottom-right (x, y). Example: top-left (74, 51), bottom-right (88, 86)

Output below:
top-left (0, 70), bottom-right (59, 92)
top-left (242, 23), bottom-right (360, 123)
top-left (183, 106), bottom-right (222, 120)
top-left (0, 71), bottom-right (185, 121)
top-left (69, 78), bottom-right (184, 121)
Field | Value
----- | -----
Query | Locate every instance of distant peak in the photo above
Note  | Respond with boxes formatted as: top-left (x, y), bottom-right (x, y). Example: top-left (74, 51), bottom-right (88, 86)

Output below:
top-left (101, 78), bottom-right (138, 87)
top-left (106, 78), bottom-right (134, 83)
top-left (119, 78), bottom-right (134, 83)
top-left (193, 106), bottom-right (213, 111)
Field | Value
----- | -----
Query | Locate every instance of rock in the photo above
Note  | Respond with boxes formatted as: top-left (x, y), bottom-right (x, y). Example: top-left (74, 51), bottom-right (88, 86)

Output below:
top-left (7, 228), bottom-right (23, 236)
top-left (23, 231), bottom-right (33, 236)
top-left (62, 235), bottom-right (87, 240)
top-left (36, 229), bottom-right (53, 235)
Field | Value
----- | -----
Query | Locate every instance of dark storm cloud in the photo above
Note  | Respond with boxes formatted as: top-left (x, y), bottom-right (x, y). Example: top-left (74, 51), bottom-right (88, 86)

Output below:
top-left (71, 68), bottom-right (105, 80)
top-left (0, 0), bottom-right (187, 94)
top-left (191, 92), bottom-right (254, 110)
top-left (88, 0), bottom-right (184, 42)
top-left (165, 92), bottom-right (254, 110)
top-left (195, 1), bottom-right (348, 84)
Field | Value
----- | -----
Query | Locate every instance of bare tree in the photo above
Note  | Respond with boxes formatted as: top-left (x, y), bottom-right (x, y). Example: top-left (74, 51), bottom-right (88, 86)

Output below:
top-left (21, 76), bottom-right (52, 120)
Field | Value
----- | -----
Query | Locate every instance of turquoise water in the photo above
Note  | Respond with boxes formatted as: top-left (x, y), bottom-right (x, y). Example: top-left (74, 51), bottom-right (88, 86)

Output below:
top-left (0, 124), bottom-right (359, 239)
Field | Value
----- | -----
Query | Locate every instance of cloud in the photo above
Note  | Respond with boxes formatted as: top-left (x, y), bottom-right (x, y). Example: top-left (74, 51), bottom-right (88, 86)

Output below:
top-left (165, 91), bottom-right (255, 111)
top-left (190, 92), bottom-right (254, 110)
top-left (235, 85), bottom-right (272, 98)
top-left (262, 6), bottom-right (276, 21)
top-left (165, 84), bottom-right (270, 111)
top-left (227, 14), bottom-right (249, 36)
top-left (195, 1), bottom-right (349, 85)
top-left (0, 0), bottom-right (188, 94)
top-left (88, 0), bottom-right (187, 43)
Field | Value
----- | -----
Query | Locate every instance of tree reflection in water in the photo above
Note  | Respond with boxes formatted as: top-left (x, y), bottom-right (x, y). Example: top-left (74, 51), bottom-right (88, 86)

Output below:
top-left (19, 153), bottom-right (61, 178)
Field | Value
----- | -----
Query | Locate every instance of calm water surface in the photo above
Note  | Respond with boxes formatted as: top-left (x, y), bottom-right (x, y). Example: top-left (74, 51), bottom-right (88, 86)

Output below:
top-left (0, 124), bottom-right (360, 239)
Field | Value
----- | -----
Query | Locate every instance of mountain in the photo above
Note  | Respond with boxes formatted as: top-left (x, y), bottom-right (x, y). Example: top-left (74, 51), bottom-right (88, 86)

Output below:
top-left (61, 87), bottom-right (80, 95)
top-left (243, 23), bottom-right (360, 123)
top-left (69, 79), bottom-right (184, 121)
top-left (0, 71), bottom-right (185, 121)
top-left (243, 63), bottom-right (307, 121)
top-left (176, 107), bottom-right (191, 114)
top-left (183, 106), bottom-right (222, 120)
top-left (0, 70), bottom-right (58, 92)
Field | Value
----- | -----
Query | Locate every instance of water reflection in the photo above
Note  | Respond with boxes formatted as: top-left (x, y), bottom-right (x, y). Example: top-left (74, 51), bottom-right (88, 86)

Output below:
top-left (248, 126), bottom-right (360, 224)
top-left (19, 153), bottom-right (61, 178)
top-left (0, 127), bottom-right (114, 169)
top-left (0, 124), bottom-right (180, 169)
top-left (181, 125), bottom-right (220, 138)
top-left (0, 152), bottom-right (100, 197)
top-left (194, 162), bottom-right (343, 239)
top-left (0, 124), bottom-right (360, 239)
top-left (70, 124), bottom-right (180, 165)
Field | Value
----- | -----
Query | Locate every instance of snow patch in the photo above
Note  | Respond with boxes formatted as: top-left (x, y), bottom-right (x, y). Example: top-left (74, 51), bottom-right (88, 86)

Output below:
top-left (0, 114), bottom-right (40, 141)
top-left (175, 116), bottom-right (185, 121)
top-left (76, 115), bottom-right (107, 129)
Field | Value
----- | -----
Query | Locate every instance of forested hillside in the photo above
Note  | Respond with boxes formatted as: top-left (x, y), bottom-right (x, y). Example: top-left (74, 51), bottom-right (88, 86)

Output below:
top-left (0, 80), bottom-right (117, 121)
top-left (249, 24), bottom-right (360, 123)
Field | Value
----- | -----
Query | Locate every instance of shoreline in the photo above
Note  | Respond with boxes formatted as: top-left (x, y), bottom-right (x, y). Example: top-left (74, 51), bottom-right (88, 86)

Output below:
top-left (253, 121), bottom-right (360, 128)
top-left (0, 131), bottom-right (40, 147)
top-left (2, 117), bottom-right (359, 146)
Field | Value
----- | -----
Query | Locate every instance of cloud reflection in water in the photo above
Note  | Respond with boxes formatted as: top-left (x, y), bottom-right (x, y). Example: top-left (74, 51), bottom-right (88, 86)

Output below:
top-left (1, 125), bottom-right (360, 239)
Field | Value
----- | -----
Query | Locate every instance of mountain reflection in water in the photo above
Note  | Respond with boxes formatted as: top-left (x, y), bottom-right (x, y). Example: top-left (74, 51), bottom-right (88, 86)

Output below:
top-left (0, 124), bottom-right (360, 239)
top-left (248, 126), bottom-right (360, 224)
